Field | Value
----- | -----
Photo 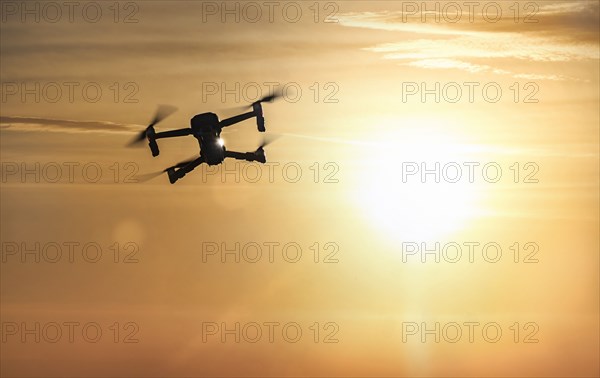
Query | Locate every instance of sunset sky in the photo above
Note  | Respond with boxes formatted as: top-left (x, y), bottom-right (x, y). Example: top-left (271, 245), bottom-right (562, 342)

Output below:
top-left (1, 1), bottom-right (599, 376)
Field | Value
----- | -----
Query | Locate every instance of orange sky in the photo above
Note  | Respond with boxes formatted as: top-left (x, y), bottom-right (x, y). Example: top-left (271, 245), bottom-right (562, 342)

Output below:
top-left (1, 1), bottom-right (599, 377)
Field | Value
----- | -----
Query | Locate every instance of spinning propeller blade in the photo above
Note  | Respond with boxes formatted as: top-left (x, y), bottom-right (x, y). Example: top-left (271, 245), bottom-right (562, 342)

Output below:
top-left (254, 91), bottom-right (283, 105)
top-left (225, 90), bottom-right (285, 113)
top-left (148, 104), bottom-right (178, 128)
top-left (134, 155), bottom-right (199, 182)
top-left (127, 104), bottom-right (177, 146)
top-left (167, 156), bottom-right (200, 170)
top-left (258, 134), bottom-right (281, 149)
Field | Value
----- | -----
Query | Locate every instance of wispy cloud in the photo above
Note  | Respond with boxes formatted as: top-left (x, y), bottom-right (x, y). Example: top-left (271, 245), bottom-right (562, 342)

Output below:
top-left (365, 34), bottom-right (598, 62)
top-left (402, 58), bottom-right (583, 81)
top-left (337, 1), bottom-right (599, 80)
top-left (0, 116), bottom-right (138, 134)
top-left (2, 117), bottom-right (597, 160)
top-left (277, 132), bottom-right (598, 159)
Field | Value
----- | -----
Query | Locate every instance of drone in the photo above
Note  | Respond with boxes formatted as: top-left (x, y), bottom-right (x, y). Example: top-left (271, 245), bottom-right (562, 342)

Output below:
top-left (128, 93), bottom-right (280, 184)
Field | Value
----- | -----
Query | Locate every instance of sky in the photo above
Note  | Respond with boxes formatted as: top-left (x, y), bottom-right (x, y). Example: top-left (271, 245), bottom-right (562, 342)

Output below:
top-left (1, 1), bottom-right (599, 376)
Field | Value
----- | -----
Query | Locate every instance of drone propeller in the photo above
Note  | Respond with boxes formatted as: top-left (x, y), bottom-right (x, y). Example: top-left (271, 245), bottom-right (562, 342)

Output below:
top-left (133, 155), bottom-right (198, 182)
top-left (127, 104), bottom-right (178, 146)
top-left (253, 90), bottom-right (284, 106)
top-left (226, 90), bottom-right (285, 113)
top-left (257, 134), bottom-right (281, 149)
top-left (255, 92), bottom-right (282, 104)
top-left (168, 156), bottom-right (199, 170)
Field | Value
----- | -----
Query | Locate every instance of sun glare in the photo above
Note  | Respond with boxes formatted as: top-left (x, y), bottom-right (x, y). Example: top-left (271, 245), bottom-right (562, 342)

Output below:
top-left (356, 117), bottom-right (482, 242)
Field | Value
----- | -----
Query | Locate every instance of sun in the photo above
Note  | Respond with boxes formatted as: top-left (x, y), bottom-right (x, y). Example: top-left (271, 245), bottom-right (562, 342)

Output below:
top-left (355, 117), bottom-right (482, 242)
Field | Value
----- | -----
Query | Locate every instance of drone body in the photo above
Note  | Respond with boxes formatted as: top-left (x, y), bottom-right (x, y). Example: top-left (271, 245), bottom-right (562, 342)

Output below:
top-left (130, 95), bottom-right (276, 184)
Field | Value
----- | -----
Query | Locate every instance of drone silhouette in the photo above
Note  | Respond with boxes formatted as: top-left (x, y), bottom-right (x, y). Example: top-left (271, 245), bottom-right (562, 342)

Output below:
top-left (129, 93), bottom-right (280, 184)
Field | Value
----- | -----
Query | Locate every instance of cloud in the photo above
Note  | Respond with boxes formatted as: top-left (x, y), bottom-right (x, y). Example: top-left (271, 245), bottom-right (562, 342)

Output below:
top-left (337, 1), bottom-right (599, 38)
top-left (2, 117), bottom-right (595, 159)
top-left (365, 34), bottom-right (598, 62)
top-left (0, 116), bottom-right (138, 134)
top-left (404, 58), bottom-right (497, 73)
top-left (268, 132), bottom-right (598, 159)
top-left (403, 58), bottom-right (583, 81)
top-left (337, 1), bottom-right (599, 80)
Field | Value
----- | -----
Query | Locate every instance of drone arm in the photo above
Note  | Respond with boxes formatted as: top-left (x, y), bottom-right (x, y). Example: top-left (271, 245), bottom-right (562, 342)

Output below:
top-left (219, 111), bottom-right (256, 128)
top-left (154, 128), bottom-right (192, 139)
top-left (225, 149), bottom-right (266, 163)
top-left (146, 128), bottom-right (193, 157)
top-left (179, 156), bottom-right (204, 172)
top-left (167, 156), bottom-right (204, 184)
top-left (224, 151), bottom-right (249, 160)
